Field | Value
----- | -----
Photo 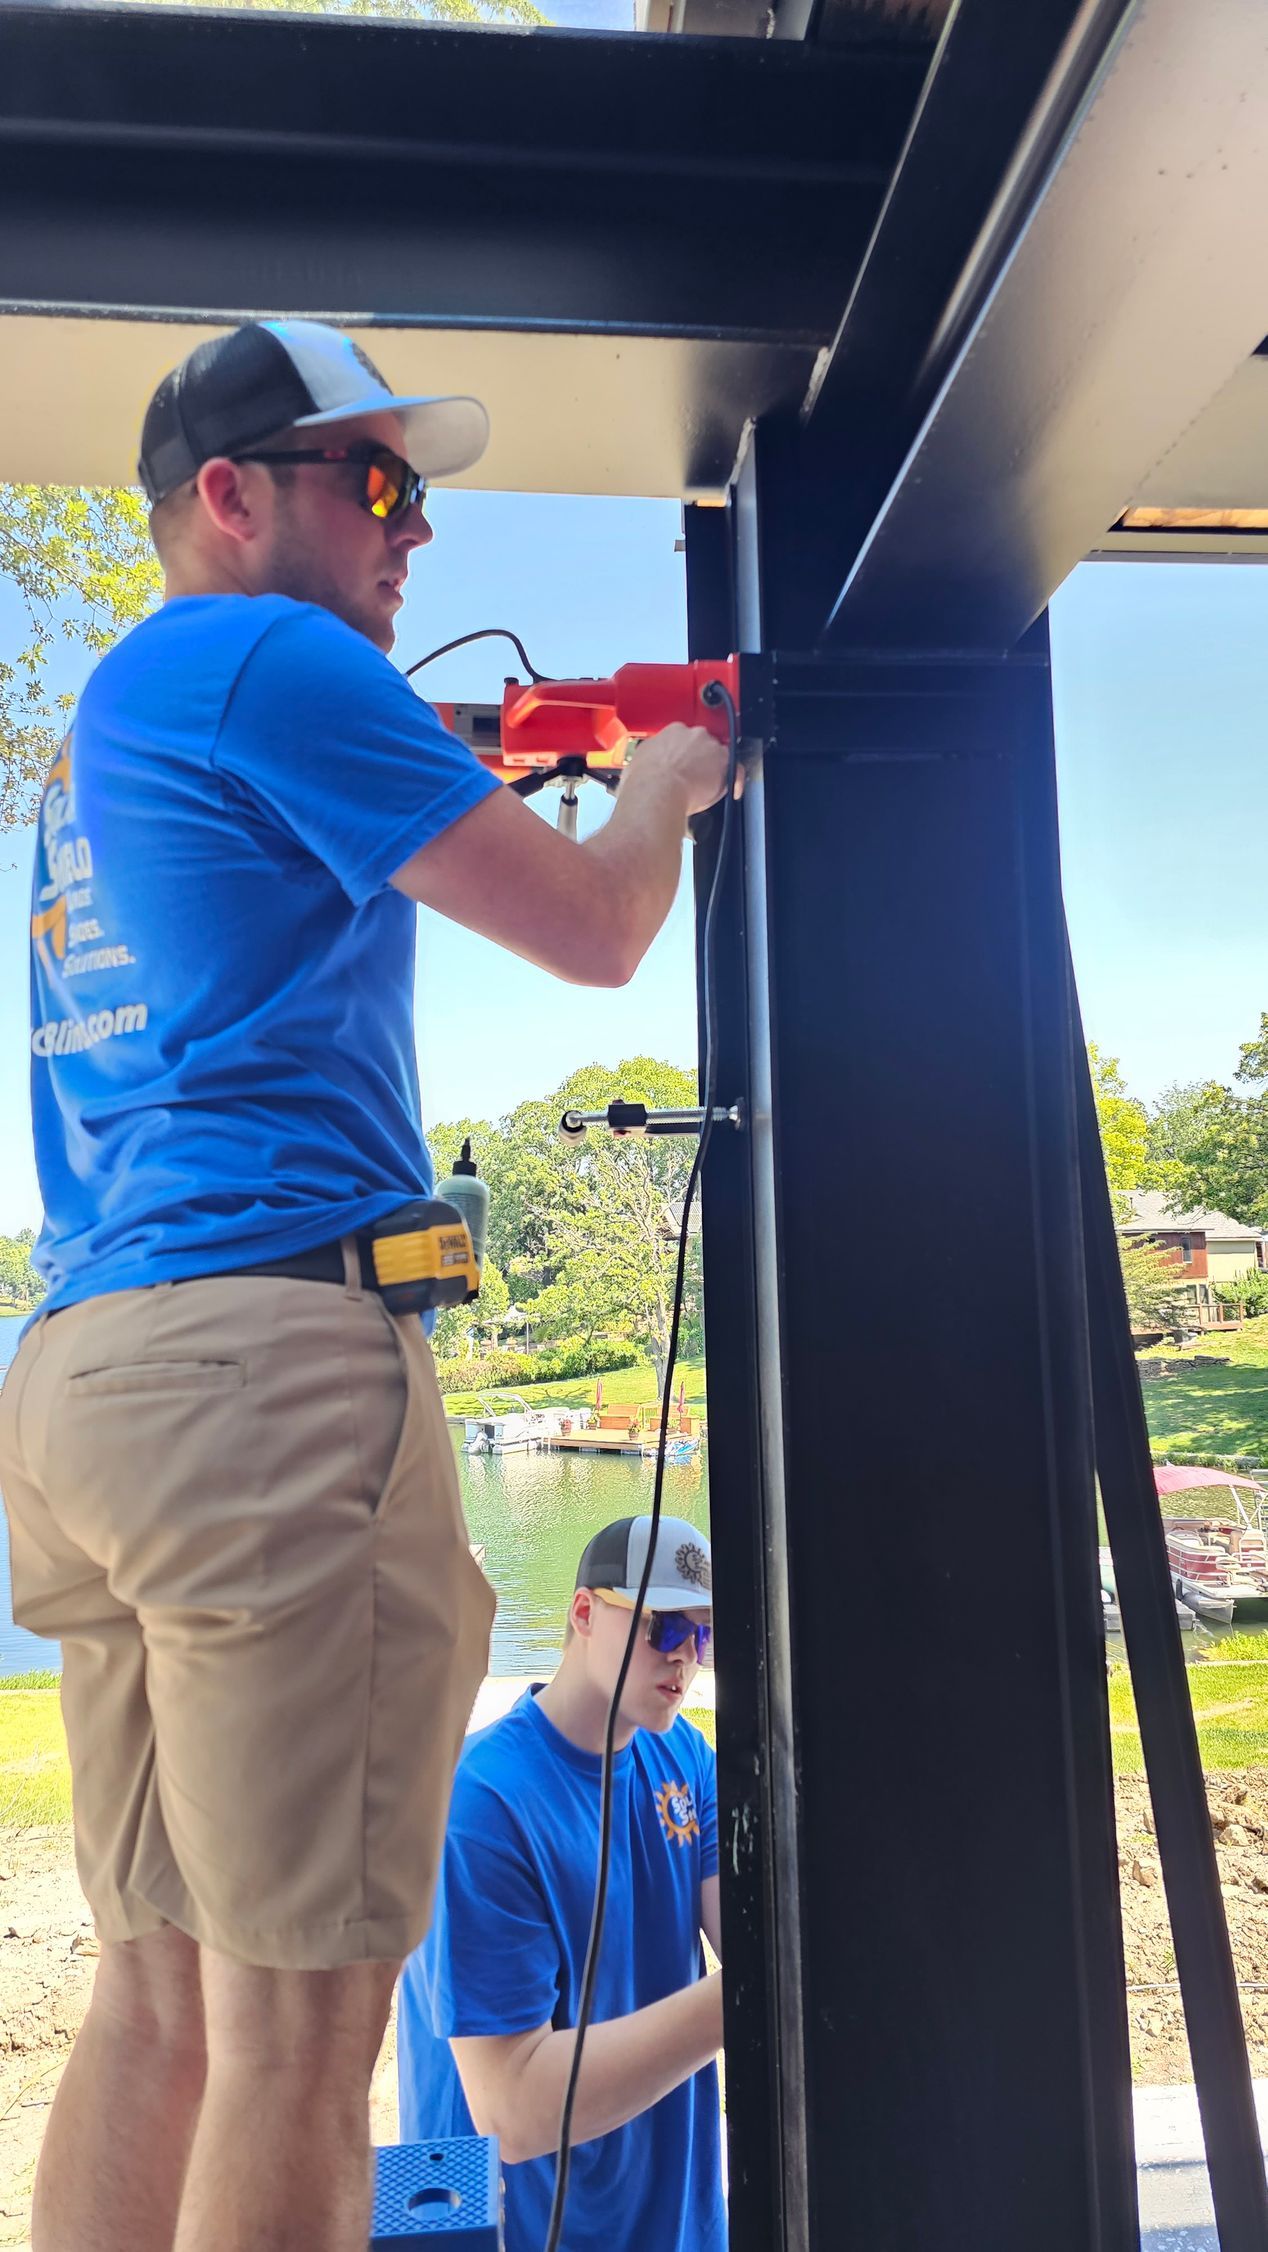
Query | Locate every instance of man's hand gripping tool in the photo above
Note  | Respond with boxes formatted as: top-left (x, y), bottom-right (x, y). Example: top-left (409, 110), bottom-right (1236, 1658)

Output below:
top-left (433, 657), bottom-right (741, 834)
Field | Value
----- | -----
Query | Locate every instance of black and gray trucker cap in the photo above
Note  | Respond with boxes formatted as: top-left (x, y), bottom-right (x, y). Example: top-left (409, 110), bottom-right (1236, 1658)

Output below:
top-left (576, 1516), bottom-right (713, 1612)
top-left (138, 319), bottom-right (489, 505)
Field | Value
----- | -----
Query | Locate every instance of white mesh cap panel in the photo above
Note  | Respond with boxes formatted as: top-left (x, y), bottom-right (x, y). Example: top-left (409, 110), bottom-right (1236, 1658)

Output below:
top-left (261, 320), bottom-right (490, 476)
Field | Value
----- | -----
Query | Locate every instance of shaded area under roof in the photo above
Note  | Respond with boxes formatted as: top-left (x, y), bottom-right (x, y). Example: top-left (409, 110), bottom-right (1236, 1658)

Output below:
top-left (0, 5), bottom-right (930, 498)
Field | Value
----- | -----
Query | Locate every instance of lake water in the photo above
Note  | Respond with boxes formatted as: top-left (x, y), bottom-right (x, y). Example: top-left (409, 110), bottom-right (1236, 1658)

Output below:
top-left (6, 1311), bottom-right (1263, 1679)
top-left (0, 1312), bottom-right (710, 1679)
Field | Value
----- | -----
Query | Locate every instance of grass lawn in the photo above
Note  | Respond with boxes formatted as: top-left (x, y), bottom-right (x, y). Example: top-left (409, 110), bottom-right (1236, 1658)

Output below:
top-left (1141, 1318), bottom-right (1268, 1461)
top-left (442, 1356), bottom-right (706, 1422)
top-left (0, 1678), bottom-right (712, 1834)
top-left (3, 1662), bottom-right (1261, 1827)
top-left (1108, 1659), bottom-right (1268, 1774)
top-left (685, 1705), bottom-right (715, 1752)
top-left (0, 1687), bottom-right (71, 1828)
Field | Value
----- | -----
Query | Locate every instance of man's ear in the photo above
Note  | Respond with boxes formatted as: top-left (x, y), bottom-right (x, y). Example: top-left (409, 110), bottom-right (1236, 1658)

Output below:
top-left (195, 456), bottom-right (268, 546)
top-left (570, 1588), bottom-right (596, 1642)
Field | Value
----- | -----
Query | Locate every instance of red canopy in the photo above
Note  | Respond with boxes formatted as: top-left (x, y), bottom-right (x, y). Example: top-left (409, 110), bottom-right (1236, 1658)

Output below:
top-left (1153, 1463), bottom-right (1261, 1493)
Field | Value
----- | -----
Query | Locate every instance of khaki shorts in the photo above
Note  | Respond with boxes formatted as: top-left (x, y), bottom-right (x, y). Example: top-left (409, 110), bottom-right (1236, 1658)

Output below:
top-left (0, 1252), bottom-right (494, 1969)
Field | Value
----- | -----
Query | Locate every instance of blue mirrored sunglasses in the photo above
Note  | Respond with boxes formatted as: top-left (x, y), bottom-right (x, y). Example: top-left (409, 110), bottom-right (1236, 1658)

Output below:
top-left (594, 1589), bottom-right (711, 1664)
top-left (648, 1609), bottom-right (713, 1664)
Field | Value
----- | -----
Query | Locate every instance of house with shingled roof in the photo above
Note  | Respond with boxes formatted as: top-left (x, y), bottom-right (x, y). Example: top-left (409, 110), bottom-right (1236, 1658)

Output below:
top-left (1120, 1190), bottom-right (1268, 1322)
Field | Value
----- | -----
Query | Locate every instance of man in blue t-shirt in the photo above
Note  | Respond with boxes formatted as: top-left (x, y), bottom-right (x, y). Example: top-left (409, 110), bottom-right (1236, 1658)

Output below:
top-left (398, 1513), bottom-right (726, 2252)
top-left (0, 321), bottom-right (731, 2252)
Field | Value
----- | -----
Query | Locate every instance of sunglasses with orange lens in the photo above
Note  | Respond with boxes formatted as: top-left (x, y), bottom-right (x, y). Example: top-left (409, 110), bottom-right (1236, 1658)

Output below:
top-left (232, 442), bottom-right (427, 521)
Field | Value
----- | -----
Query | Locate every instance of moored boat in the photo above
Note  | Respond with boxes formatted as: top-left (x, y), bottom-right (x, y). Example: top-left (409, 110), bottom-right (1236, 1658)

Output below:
top-left (1173, 1575), bottom-right (1235, 1627)
top-left (462, 1397), bottom-right (574, 1455)
top-left (1099, 1547), bottom-right (1195, 1634)
top-left (1163, 1519), bottom-right (1268, 1624)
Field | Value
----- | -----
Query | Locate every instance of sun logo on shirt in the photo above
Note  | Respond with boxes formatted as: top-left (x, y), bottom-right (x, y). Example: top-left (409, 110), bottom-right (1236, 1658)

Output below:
top-left (656, 1780), bottom-right (700, 1848)
top-left (31, 732), bottom-right (76, 966)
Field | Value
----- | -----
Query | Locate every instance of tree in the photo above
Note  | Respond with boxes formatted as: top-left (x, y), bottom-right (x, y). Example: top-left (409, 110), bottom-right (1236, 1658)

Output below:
top-left (1119, 1236), bottom-right (1193, 1340)
top-left (0, 1229), bottom-right (45, 1311)
top-left (1146, 1079), bottom-right (1219, 1183)
top-left (1236, 1015), bottom-right (1268, 1084)
top-left (425, 1113), bottom-right (557, 1284)
top-left (0, 489), bottom-right (162, 829)
top-left (1145, 1017), bottom-right (1268, 1229)
top-left (431, 1253), bottom-right (509, 1360)
top-left (526, 1058), bottom-right (703, 1385)
top-left (1213, 1267), bottom-right (1268, 1320)
top-left (1084, 1045), bottom-right (1202, 1328)
top-left (1088, 1042), bottom-right (1151, 1221)
top-left (472, 1253), bottom-right (512, 1337)
top-left (427, 1055), bottom-right (706, 1385)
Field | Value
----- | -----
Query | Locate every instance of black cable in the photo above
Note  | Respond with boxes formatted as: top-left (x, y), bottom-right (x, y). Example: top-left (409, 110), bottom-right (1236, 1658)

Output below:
top-left (404, 627), bottom-right (550, 683)
top-left (542, 681), bottom-right (740, 2252)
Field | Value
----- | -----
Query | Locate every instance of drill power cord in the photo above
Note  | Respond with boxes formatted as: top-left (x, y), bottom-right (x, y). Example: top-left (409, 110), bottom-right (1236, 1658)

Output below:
top-left (405, 627), bottom-right (550, 683)
top-left (542, 678), bottom-right (740, 2252)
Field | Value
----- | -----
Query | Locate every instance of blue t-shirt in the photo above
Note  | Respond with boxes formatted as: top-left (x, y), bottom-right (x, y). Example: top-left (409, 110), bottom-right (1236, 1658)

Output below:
top-left (398, 1689), bottom-right (725, 2252)
top-left (27, 594), bottom-right (498, 1314)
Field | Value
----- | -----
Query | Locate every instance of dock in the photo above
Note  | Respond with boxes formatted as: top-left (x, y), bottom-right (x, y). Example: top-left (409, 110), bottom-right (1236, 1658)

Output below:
top-left (455, 1397), bottom-right (704, 1459)
top-left (547, 1428), bottom-right (660, 1456)
top-left (546, 1414), bottom-right (703, 1459)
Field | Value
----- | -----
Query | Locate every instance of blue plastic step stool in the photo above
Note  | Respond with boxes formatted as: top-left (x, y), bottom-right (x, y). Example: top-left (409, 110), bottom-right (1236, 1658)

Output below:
top-left (370, 2138), bottom-right (502, 2247)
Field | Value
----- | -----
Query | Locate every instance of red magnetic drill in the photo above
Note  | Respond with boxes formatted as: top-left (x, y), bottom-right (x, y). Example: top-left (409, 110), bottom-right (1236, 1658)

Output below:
top-left (431, 657), bottom-right (741, 828)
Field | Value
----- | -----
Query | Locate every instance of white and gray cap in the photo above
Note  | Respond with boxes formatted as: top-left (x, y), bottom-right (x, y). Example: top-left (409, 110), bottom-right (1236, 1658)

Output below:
top-left (138, 319), bottom-right (489, 505)
top-left (576, 1515), bottom-right (713, 1612)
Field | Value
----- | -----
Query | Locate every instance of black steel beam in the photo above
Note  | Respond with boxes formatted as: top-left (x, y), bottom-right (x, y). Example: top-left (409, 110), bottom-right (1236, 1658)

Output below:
top-left (821, 0), bottom-right (1268, 647)
top-left (700, 634), bottom-right (1137, 2250)
top-left (753, 0), bottom-right (1108, 643)
top-left (0, 4), bottom-right (924, 342)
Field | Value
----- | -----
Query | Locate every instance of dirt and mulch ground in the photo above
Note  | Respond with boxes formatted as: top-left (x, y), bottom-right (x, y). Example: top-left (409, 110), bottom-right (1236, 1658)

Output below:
top-left (0, 1830), bottom-right (400, 2250)
top-left (0, 1775), bottom-right (1265, 2244)
top-left (1117, 1766), bottom-right (1268, 2085)
top-left (0, 1829), bottom-right (95, 2247)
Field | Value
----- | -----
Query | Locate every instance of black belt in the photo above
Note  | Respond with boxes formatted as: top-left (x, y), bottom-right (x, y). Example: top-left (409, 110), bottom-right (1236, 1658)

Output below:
top-left (187, 1237), bottom-right (383, 1292)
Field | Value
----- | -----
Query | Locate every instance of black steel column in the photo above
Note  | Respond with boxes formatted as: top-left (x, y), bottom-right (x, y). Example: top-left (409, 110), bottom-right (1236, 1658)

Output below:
top-left (685, 492), bottom-right (806, 2252)
top-left (691, 452), bottom-right (1138, 2244)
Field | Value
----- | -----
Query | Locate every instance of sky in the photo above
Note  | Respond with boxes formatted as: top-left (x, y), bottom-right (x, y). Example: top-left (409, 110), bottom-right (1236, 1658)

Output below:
top-left (1050, 561), bottom-right (1268, 1104)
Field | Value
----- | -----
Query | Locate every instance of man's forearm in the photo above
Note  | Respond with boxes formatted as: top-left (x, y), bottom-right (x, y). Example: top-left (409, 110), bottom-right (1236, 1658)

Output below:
top-left (483, 1973), bottom-right (722, 2165)
top-left (393, 722), bottom-right (727, 989)
top-left (579, 758), bottom-right (691, 984)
